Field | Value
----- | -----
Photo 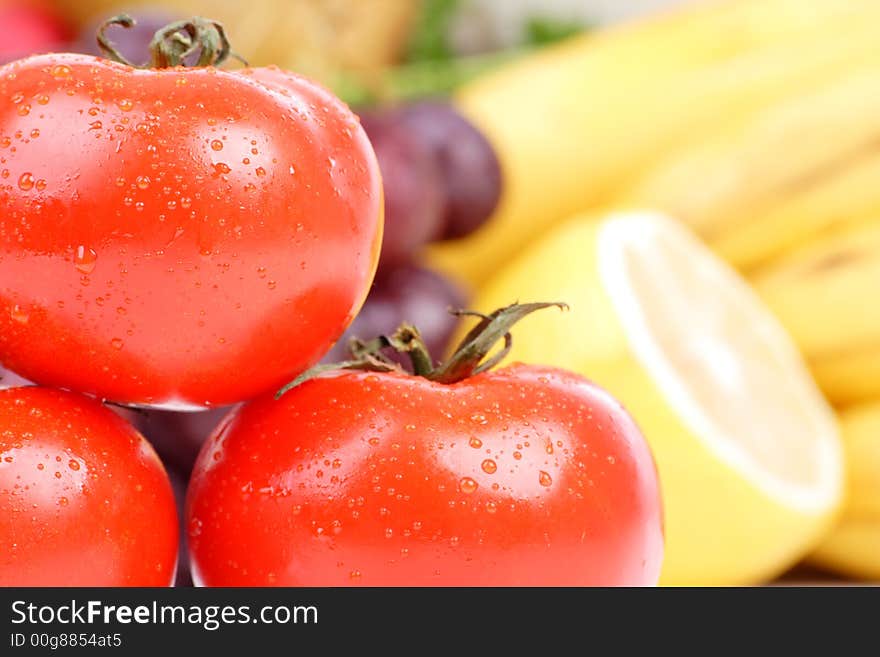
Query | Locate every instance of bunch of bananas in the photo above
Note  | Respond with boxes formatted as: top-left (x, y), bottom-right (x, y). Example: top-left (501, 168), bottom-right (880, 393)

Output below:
top-left (428, 0), bottom-right (880, 287)
top-left (608, 5), bottom-right (880, 580)
top-left (434, 0), bottom-right (880, 583)
top-left (753, 227), bottom-right (880, 580)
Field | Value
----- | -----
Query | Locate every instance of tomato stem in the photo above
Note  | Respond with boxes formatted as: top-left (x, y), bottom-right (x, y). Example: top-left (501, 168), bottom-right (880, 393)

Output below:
top-left (386, 324), bottom-right (435, 377)
top-left (275, 302), bottom-right (568, 398)
top-left (275, 358), bottom-right (403, 399)
top-left (96, 14), bottom-right (247, 69)
top-left (431, 302), bottom-right (568, 383)
top-left (96, 15), bottom-right (139, 67)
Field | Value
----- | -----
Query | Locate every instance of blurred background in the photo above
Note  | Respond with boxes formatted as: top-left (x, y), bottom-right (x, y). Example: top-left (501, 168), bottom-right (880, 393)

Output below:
top-left (2, 0), bottom-right (878, 587)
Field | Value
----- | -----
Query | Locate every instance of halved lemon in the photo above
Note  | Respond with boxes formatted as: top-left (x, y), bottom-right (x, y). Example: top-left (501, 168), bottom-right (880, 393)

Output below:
top-left (467, 211), bottom-right (843, 585)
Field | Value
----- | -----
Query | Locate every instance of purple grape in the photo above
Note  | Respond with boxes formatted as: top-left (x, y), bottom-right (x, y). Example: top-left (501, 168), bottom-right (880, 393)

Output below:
top-left (75, 11), bottom-right (192, 66)
top-left (397, 101), bottom-right (502, 241)
top-left (131, 404), bottom-right (235, 587)
top-left (323, 265), bottom-right (467, 367)
top-left (359, 112), bottom-right (445, 268)
top-left (0, 365), bottom-right (30, 389)
top-left (167, 467), bottom-right (193, 587)
top-left (133, 406), bottom-right (233, 476)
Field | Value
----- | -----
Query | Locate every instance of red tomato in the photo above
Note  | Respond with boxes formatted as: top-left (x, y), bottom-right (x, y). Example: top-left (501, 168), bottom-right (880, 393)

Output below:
top-left (0, 3), bottom-right (69, 64)
top-left (187, 365), bottom-right (663, 586)
top-left (0, 53), bottom-right (382, 407)
top-left (0, 386), bottom-right (178, 586)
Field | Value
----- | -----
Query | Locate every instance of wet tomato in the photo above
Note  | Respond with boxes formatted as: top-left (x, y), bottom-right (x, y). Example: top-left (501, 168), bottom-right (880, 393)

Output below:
top-left (0, 43), bottom-right (382, 407)
top-left (0, 386), bottom-right (178, 586)
top-left (187, 363), bottom-right (663, 586)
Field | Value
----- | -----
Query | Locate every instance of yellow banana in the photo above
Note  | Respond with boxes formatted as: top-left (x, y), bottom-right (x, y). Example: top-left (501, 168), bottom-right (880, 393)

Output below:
top-left (619, 64), bottom-right (880, 272)
top-left (753, 223), bottom-right (880, 406)
top-left (811, 402), bottom-right (880, 580)
top-left (427, 0), bottom-right (880, 288)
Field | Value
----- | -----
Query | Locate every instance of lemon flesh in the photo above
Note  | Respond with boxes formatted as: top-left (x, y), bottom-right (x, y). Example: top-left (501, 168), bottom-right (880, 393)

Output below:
top-left (470, 211), bottom-right (843, 585)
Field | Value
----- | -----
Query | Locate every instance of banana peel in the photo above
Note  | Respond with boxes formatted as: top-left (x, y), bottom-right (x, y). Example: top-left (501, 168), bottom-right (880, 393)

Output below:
top-left (427, 0), bottom-right (880, 289)
top-left (619, 65), bottom-right (880, 272)
top-left (753, 224), bottom-right (880, 406)
top-left (811, 402), bottom-right (880, 581)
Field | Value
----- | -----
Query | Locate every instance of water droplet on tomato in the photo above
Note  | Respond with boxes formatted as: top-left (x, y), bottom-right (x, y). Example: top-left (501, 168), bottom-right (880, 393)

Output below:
top-left (538, 471), bottom-right (552, 487)
top-left (51, 65), bottom-right (71, 78)
top-left (468, 437), bottom-right (482, 449)
top-left (17, 172), bottom-right (34, 191)
top-left (459, 477), bottom-right (478, 494)
top-left (110, 338), bottom-right (124, 350)
top-left (136, 175), bottom-right (150, 189)
top-left (68, 460), bottom-right (80, 471)
top-left (481, 459), bottom-right (497, 474)
top-left (210, 140), bottom-right (223, 151)
top-left (74, 246), bottom-right (97, 274)
top-left (10, 304), bottom-right (29, 324)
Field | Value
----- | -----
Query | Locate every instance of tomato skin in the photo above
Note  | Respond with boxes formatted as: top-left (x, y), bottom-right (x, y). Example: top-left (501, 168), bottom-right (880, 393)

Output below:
top-left (0, 54), bottom-right (382, 407)
top-left (187, 365), bottom-right (663, 586)
top-left (0, 386), bottom-right (178, 586)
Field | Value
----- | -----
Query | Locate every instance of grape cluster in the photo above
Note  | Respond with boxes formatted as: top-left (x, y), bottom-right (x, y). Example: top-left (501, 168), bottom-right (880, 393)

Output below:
top-left (326, 101), bottom-right (502, 366)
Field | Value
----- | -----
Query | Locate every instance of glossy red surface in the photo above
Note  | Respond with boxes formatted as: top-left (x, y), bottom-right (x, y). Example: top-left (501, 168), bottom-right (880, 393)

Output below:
top-left (0, 386), bottom-right (178, 586)
top-left (0, 55), bottom-right (382, 406)
top-left (187, 365), bottom-right (663, 586)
